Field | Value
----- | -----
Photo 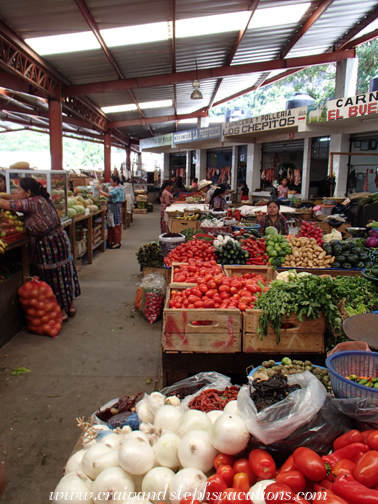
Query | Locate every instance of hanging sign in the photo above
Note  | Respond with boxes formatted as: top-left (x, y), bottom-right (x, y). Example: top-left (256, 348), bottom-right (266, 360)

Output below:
top-left (223, 107), bottom-right (307, 136)
top-left (140, 134), bottom-right (173, 150)
top-left (172, 125), bottom-right (222, 146)
top-left (326, 91), bottom-right (378, 121)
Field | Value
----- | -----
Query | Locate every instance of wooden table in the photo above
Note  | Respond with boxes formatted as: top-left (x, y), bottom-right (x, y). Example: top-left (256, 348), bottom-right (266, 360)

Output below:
top-left (68, 209), bottom-right (106, 264)
top-left (5, 236), bottom-right (30, 282)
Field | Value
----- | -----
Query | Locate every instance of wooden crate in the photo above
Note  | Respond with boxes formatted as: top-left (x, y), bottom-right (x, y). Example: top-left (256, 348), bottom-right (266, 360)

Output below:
top-left (243, 309), bottom-right (325, 354)
top-left (224, 265), bottom-right (276, 281)
top-left (170, 219), bottom-right (199, 233)
top-left (143, 267), bottom-right (171, 286)
top-left (163, 288), bottom-right (242, 353)
top-left (278, 267), bottom-right (362, 278)
top-left (133, 208), bottom-right (148, 214)
top-left (170, 262), bottom-right (197, 288)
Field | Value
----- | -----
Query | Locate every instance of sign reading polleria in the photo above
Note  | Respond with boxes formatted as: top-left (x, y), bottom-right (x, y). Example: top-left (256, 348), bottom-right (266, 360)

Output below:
top-left (223, 107), bottom-right (307, 137)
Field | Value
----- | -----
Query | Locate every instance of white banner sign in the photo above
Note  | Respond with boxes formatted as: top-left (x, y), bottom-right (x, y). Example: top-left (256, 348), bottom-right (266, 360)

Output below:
top-left (326, 91), bottom-right (378, 121)
top-left (223, 107), bottom-right (307, 136)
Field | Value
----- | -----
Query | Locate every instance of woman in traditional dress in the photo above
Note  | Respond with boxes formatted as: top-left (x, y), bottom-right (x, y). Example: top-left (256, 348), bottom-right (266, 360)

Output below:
top-left (257, 200), bottom-right (289, 235)
top-left (159, 180), bottom-right (173, 234)
top-left (99, 175), bottom-right (125, 249)
top-left (0, 177), bottom-right (80, 322)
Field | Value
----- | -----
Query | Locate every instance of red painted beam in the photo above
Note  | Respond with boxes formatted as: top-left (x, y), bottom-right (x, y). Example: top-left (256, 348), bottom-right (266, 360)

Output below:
top-left (109, 111), bottom-right (208, 128)
top-left (64, 50), bottom-right (355, 96)
top-left (226, 0), bottom-right (260, 65)
top-left (341, 28), bottom-right (378, 50)
top-left (335, 5), bottom-right (378, 50)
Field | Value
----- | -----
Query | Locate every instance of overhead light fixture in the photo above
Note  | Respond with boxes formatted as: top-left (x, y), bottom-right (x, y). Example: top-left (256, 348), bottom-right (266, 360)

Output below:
top-left (190, 64), bottom-right (203, 100)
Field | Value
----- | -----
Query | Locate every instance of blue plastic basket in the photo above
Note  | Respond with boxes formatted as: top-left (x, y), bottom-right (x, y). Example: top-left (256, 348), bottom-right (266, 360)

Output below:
top-left (325, 351), bottom-right (378, 405)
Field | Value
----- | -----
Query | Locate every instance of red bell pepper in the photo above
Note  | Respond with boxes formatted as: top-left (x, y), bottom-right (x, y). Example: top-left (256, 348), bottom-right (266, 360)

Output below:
top-left (332, 473), bottom-right (378, 504)
top-left (334, 430), bottom-right (364, 451)
top-left (322, 443), bottom-right (371, 469)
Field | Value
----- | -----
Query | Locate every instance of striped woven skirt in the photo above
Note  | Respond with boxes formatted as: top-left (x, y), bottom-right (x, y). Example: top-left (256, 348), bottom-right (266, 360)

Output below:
top-left (35, 229), bottom-right (81, 312)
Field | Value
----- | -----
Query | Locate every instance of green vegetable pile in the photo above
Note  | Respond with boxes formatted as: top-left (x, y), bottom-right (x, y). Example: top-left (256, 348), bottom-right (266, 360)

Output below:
top-left (323, 239), bottom-right (378, 270)
top-left (255, 275), bottom-right (378, 345)
top-left (180, 228), bottom-right (195, 242)
top-left (264, 227), bottom-right (292, 267)
top-left (136, 242), bottom-right (164, 271)
top-left (214, 236), bottom-right (249, 265)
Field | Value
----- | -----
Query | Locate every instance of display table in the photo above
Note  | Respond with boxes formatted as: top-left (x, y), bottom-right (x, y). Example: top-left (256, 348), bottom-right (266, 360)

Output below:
top-left (68, 209), bottom-right (106, 264)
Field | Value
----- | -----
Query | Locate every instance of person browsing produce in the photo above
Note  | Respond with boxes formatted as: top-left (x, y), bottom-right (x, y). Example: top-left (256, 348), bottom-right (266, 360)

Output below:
top-left (209, 183), bottom-right (228, 211)
top-left (198, 179), bottom-right (212, 201)
top-left (258, 200), bottom-right (289, 235)
top-left (239, 180), bottom-right (249, 201)
top-left (0, 177), bottom-right (80, 322)
top-left (159, 180), bottom-right (173, 234)
top-left (99, 175), bottom-right (124, 249)
top-left (277, 178), bottom-right (289, 198)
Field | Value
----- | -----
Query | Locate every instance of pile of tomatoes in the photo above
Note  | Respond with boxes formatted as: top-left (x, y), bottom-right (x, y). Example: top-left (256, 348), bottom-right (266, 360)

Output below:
top-left (164, 239), bottom-right (217, 267)
top-left (172, 260), bottom-right (222, 284)
top-left (298, 221), bottom-right (324, 246)
top-left (179, 428), bottom-right (378, 504)
top-left (169, 272), bottom-right (268, 311)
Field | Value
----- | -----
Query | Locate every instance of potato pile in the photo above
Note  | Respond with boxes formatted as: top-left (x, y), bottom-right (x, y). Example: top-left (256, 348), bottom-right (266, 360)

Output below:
top-left (282, 236), bottom-right (335, 268)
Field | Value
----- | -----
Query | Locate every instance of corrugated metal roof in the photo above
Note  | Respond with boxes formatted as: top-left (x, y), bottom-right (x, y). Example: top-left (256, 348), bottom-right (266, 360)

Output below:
top-left (175, 0), bottom-right (250, 20)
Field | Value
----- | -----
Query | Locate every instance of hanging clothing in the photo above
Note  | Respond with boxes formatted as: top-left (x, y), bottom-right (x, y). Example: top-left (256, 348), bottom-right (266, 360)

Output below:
top-left (10, 196), bottom-right (80, 312)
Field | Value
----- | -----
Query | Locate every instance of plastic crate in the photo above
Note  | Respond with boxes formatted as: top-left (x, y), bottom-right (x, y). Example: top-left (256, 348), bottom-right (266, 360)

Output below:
top-left (325, 351), bottom-right (378, 405)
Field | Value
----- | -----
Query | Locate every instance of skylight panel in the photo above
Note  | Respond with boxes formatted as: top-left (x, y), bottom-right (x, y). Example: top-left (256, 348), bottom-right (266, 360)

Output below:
top-left (248, 3), bottom-right (311, 29)
top-left (352, 18), bottom-right (378, 40)
top-left (101, 104), bottom-right (138, 113)
top-left (139, 100), bottom-right (173, 109)
top-left (176, 12), bottom-right (249, 38)
top-left (102, 22), bottom-right (170, 47)
top-left (26, 31), bottom-right (100, 56)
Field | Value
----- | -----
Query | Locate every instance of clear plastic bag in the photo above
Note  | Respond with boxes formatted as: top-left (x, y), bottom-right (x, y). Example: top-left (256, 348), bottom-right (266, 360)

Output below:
top-left (179, 372), bottom-right (233, 411)
top-left (246, 397), bottom-right (352, 463)
top-left (161, 371), bottom-right (232, 404)
top-left (159, 233), bottom-right (185, 257)
top-left (237, 371), bottom-right (327, 445)
top-left (140, 273), bottom-right (166, 324)
top-left (332, 397), bottom-right (378, 430)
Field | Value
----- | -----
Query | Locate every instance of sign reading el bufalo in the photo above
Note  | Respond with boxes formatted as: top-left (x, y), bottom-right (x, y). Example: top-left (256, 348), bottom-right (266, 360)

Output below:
top-left (326, 91), bottom-right (378, 121)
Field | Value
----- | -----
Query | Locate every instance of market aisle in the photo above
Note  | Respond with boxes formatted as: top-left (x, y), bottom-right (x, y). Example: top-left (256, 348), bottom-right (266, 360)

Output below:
top-left (0, 209), bottom-right (163, 504)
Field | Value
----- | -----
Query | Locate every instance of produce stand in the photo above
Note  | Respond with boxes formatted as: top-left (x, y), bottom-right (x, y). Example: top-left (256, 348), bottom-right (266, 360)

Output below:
top-left (68, 209), bottom-right (106, 264)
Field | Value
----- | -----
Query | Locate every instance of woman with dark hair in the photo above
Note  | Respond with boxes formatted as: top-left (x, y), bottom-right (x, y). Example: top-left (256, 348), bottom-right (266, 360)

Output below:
top-left (257, 200), bottom-right (289, 235)
top-left (209, 183), bottom-right (228, 211)
top-left (159, 180), bottom-right (173, 233)
top-left (99, 175), bottom-right (124, 249)
top-left (239, 180), bottom-right (249, 201)
top-left (0, 177), bottom-right (80, 321)
top-left (0, 173), bottom-right (6, 193)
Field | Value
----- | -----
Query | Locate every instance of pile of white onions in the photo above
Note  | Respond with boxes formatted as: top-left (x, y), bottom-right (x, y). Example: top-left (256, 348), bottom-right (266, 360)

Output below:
top-left (54, 391), bottom-right (251, 504)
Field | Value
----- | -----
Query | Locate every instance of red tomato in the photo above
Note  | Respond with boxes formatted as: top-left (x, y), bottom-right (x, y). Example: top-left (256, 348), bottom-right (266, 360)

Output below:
top-left (206, 289), bottom-right (216, 298)
top-left (361, 430), bottom-right (378, 444)
top-left (220, 292), bottom-right (230, 300)
top-left (213, 295), bottom-right (222, 305)
top-left (248, 449), bottom-right (276, 479)
top-left (199, 284), bottom-right (208, 293)
top-left (219, 285), bottom-right (230, 293)
top-left (191, 288), bottom-right (202, 298)
top-left (276, 470), bottom-right (306, 494)
top-left (179, 498), bottom-right (200, 504)
top-left (353, 450), bottom-right (378, 488)
top-left (367, 431), bottom-right (378, 451)
top-left (264, 482), bottom-right (295, 503)
top-left (230, 287), bottom-right (238, 295)
top-left (332, 459), bottom-right (356, 478)
top-left (217, 465), bottom-right (235, 488)
top-left (206, 475), bottom-right (227, 503)
top-left (232, 473), bottom-right (250, 493)
top-left (293, 447), bottom-right (326, 482)
top-left (188, 295), bottom-right (201, 304)
top-left (214, 453), bottom-right (235, 470)
top-left (207, 281), bottom-right (217, 289)
top-left (232, 459), bottom-right (256, 486)
top-left (238, 303), bottom-right (247, 311)
top-left (194, 301), bottom-right (204, 308)
top-left (224, 488), bottom-right (247, 504)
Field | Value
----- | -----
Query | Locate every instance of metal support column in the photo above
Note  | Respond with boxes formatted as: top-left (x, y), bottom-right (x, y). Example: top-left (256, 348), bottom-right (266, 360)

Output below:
top-left (49, 88), bottom-right (63, 170)
top-left (104, 132), bottom-right (111, 182)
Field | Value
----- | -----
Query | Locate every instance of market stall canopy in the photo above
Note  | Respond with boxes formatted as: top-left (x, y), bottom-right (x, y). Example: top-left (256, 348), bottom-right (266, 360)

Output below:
top-left (0, 0), bottom-right (378, 140)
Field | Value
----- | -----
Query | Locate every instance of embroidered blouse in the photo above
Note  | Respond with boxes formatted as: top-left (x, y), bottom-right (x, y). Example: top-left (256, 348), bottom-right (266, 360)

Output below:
top-left (257, 213), bottom-right (289, 235)
top-left (10, 196), bottom-right (61, 237)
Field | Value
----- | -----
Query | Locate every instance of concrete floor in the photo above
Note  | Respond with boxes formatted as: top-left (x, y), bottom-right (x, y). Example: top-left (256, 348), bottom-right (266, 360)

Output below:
top-left (0, 209), bottom-right (163, 503)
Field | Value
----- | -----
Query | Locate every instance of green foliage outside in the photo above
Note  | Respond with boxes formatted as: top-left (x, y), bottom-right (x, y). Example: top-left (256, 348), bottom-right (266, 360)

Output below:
top-left (210, 39), bottom-right (378, 117)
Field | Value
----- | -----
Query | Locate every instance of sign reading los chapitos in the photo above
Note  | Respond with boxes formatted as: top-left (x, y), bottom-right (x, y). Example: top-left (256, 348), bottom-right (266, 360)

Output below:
top-left (327, 91), bottom-right (378, 120)
top-left (223, 107), bottom-right (306, 136)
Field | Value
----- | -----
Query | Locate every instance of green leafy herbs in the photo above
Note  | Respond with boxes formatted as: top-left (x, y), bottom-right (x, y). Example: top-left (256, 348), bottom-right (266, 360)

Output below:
top-left (255, 275), bottom-right (378, 345)
top-left (180, 228), bottom-right (195, 242)
top-left (136, 242), bottom-right (164, 271)
top-left (11, 367), bottom-right (32, 376)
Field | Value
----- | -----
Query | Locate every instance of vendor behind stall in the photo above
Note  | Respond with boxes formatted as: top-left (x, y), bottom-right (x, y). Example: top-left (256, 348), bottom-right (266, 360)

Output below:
top-left (0, 177), bottom-right (80, 321)
top-left (257, 200), bottom-right (289, 235)
top-left (209, 183), bottom-right (228, 211)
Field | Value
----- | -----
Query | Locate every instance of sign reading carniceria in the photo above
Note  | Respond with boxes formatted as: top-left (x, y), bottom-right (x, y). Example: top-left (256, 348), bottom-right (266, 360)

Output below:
top-left (223, 107), bottom-right (307, 136)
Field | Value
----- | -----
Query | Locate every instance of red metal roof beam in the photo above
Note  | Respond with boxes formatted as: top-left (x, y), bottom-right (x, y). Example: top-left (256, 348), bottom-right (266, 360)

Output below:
top-left (226, 0), bottom-right (260, 66)
top-left (342, 28), bottom-right (378, 49)
top-left (64, 50), bottom-right (355, 96)
top-left (109, 111), bottom-right (208, 128)
top-left (335, 5), bottom-right (378, 51)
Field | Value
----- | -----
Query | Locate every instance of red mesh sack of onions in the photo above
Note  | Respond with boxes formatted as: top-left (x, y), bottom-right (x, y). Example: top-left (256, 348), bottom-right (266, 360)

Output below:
top-left (18, 277), bottom-right (62, 338)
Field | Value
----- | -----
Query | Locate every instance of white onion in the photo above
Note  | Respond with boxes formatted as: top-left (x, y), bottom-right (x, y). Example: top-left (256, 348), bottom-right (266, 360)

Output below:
top-left (52, 471), bottom-right (93, 503)
top-left (154, 405), bottom-right (182, 435)
top-left (83, 425), bottom-right (110, 448)
top-left (93, 450), bottom-right (120, 474)
top-left (92, 467), bottom-right (135, 502)
top-left (177, 410), bottom-right (212, 438)
top-left (248, 480), bottom-right (275, 504)
top-left (64, 449), bottom-right (86, 474)
top-left (153, 433), bottom-right (181, 470)
top-left (118, 437), bottom-right (154, 475)
top-left (123, 430), bottom-right (150, 444)
top-left (142, 467), bottom-right (175, 503)
top-left (223, 400), bottom-right (241, 416)
top-left (178, 430), bottom-right (218, 473)
top-left (150, 391), bottom-right (166, 406)
top-left (211, 414), bottom-right (250, 455)
top-left (99, 432), bottom-right (122, 449)
top-left (169, 468), bottom-right (207, 504)
top-left (139, 422), bottom-right (155, 435)
top-left (206, 410), bottom-right (223, 424)
top-left (137, 401), bottom-right (155, 424)
top-left (165, 396), bottom-right (180, 406)
top-left (81, 443), bottom-right (113, 480)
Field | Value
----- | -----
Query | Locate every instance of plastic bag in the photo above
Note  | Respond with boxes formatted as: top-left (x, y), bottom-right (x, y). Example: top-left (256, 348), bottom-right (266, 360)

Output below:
top-left (327, 341), bottom-right (371, 356)
top-left (332, 397), bottom-right (378, 430)
top-left (246, 397), bottom-right (352, 464)
top-left (159, 233), bottom-right (185, 257)
top-left (237, 371), bottom-right (327, 445)
top-left (18, 276), bottom-right (62, 338)
top-left (161, 371), bottom-right (232, 403)
top-left (140, 273), bottom-right (166, 324)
